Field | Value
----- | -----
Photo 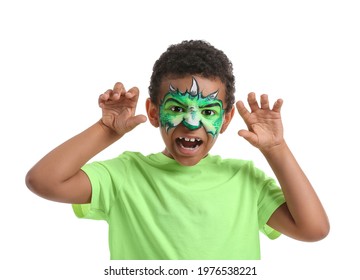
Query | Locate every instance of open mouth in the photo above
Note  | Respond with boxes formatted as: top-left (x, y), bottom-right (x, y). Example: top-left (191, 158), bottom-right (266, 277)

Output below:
top-left (176, 136), bottom-right (203, 150)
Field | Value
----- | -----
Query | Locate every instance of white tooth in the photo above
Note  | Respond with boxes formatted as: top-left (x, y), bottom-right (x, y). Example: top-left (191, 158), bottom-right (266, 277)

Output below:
top-left (179, 137), bottom-right (183, 140)
top-left (190, 138), bottom-right (195, 142)
top-left (196, 138), bottom-right (201, 142)
top-left (185, 137), bottom-right (190, 141)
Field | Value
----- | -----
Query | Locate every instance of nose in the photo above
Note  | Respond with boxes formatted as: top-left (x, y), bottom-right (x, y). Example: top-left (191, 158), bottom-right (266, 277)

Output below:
top-left (182, 108), bottom-right (202, 130)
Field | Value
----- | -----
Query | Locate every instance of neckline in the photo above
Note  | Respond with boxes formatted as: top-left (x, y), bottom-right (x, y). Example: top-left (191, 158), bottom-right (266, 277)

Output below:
top-left (148, 152), bottom-right (213, 167)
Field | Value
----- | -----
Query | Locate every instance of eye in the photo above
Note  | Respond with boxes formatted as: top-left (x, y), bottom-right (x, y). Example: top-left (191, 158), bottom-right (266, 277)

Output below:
top-left (202, 109), bottom-right (215, 116)
top-left (170, 106), bottom-right (184, 113)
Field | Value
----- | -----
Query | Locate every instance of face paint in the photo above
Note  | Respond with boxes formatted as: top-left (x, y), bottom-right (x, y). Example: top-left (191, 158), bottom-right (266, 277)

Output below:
top-left (159, 78), bottom-right (225, 137)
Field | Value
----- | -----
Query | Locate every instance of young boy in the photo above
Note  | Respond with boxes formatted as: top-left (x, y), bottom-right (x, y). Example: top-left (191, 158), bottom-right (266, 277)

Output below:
top-left (26, 40), bottom-right (329, 260)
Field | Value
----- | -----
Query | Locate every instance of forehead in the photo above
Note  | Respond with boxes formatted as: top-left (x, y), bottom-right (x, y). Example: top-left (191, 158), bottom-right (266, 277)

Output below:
top-left (159, 75), bottom-right (226, 102)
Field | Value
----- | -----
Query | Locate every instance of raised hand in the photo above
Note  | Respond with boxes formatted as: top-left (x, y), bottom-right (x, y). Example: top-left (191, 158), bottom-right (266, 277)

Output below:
top-left (236, 92), bottom-right (284, 152)
top-left (98, 82), bottom-right (147, 136)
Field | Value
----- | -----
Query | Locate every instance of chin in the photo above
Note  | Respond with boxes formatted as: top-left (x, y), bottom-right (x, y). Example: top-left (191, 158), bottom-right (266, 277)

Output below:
top-left (163, 145), bottom-right (209, 166)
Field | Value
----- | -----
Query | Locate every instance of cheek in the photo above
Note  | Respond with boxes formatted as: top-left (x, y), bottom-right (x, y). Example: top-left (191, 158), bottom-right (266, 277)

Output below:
top-left (201, 115), bottom-right (224, 136)
top-left (159, 111), bottom-right (183, 130)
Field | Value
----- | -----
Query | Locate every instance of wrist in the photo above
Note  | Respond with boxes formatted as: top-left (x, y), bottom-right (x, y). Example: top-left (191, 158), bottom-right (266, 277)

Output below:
top-left (97, 120), bottom-right (124, 139)
top-left (260, 140), bottom-right (288, 158)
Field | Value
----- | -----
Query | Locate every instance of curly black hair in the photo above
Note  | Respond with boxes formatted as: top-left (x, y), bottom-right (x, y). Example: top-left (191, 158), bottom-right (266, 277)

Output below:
top-left (148, 40), bottom-right (235, 112)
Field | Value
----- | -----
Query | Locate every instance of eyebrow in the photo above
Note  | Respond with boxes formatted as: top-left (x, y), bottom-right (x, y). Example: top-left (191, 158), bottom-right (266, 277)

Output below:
top-left (163, 98), bottom-right (223, 110)
top-left (164, 98), bottom-right (185, 106)
top-left (199, 103), bottom-right (222, 109)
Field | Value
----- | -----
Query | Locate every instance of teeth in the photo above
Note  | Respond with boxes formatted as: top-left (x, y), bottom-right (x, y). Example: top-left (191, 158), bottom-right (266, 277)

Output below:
top-left (179, 137), bottom-right (201, 142)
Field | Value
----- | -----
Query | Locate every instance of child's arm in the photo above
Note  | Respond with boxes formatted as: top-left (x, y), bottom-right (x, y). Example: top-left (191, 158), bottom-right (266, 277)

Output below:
top-left (236, 93), bottom-right (330, 242)
top-left (25, 82), bottom-right (147, 204)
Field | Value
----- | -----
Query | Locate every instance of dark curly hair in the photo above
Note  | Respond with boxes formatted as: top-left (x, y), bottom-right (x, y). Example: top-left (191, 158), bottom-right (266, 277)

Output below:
top-left (148, 40), bottom-right (235, 112)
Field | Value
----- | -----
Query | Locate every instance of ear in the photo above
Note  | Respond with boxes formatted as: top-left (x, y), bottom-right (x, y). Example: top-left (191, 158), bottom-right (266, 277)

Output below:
top-left (146, 98), bottom-right (160, 128)
top-left (220, 106), bottom-right (235, 134)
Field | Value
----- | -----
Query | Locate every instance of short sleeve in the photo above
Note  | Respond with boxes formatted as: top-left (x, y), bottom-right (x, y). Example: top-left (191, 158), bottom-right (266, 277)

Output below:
top-left (256, 172), bottom-right (286, 239)
top-left (72, 159), bottom-right (125, 222)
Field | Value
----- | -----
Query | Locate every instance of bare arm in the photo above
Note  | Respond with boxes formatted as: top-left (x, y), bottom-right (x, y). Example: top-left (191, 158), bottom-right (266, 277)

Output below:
top-left (236, 93), bottom-right (330, 241)
top-left (25, 83), bottom-right (147, 204)
top-left (262, 142), bottom-right (329, 241)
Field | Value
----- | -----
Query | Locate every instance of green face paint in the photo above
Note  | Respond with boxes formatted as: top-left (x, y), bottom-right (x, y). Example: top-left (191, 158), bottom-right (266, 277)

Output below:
top-left (159, 78), bottom-right (225, 137)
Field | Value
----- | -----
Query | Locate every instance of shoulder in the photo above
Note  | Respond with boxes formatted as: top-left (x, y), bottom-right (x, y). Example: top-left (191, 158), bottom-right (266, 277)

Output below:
top-left (205, 155), bottom-right (273, 183)
top-left (118, 151), bottom-right (147, 161)
top-left (205, 154), bottom-right (255, 171)
top-left (99, 151), bottom-right (148, 164)
top-left (82, 151), bottom-right (147, 173)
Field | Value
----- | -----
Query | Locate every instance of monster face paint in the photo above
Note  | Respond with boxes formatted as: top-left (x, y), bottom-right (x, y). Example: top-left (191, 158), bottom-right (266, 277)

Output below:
top-left (159, 77), bottom-right (225, 137)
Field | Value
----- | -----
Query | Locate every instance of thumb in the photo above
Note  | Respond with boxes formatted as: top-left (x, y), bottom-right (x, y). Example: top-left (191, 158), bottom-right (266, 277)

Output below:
top-left (125, 114), bottom-right (147, 132)
top-left (238, 129), bottom-right (258, 147)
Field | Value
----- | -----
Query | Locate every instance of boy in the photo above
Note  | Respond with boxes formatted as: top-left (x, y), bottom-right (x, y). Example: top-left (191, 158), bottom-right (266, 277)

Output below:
top-left (26, 40), bottom-right (329, 260)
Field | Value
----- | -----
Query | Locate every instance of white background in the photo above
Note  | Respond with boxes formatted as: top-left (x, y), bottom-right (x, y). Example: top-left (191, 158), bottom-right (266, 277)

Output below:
top-left (1, 0), bottom-right (359, 279)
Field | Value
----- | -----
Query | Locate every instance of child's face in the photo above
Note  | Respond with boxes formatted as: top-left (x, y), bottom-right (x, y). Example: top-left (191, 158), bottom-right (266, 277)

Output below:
top-left (147, 75), bottom-right (234, 166)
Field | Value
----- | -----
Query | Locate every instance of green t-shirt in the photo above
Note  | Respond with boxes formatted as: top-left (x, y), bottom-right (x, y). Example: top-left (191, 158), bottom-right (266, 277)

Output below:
top-left (73, 152), bottom-right (285, 260)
